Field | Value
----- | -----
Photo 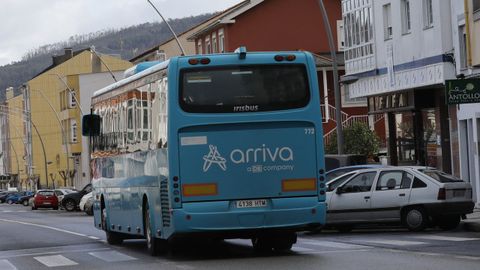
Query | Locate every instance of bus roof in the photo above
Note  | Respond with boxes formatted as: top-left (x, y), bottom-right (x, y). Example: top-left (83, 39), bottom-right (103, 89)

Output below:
top-left (92, 59), bottom-right (170, 99)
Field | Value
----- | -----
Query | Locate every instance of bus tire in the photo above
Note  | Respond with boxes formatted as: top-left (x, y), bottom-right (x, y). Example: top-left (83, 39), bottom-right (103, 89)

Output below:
top-left (102, 207), bottom-right (123, 245)
top-left (272, 232), bottom-right (296, 252)
top-left (144, 201), bottom-right (166, 255)
top-left (252, 236), bottom-right (273, 253)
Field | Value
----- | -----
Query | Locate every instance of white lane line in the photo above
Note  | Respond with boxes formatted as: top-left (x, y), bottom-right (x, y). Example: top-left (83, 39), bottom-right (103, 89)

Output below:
top-left (0, 259), bottom-right (17, 270)
top-left (413, 235), bottom-right (479, 242)
top-left (34, 255), bottom-right (78, 267)
top-left (291, 246), bottom-right (316, 252)
top-left (88, 236), bottom-right (100, 240)
top-left (0, 248), bottom-right (111, 260)
top-left (455, 255), bottom-right (480, 260)
top-left (0, 218), bottom-right (87, 238)
top-left (361, 240), bottom-right (426, 246)
top-left (89, 251), bottom-right (137, 262)
top-left (301, 240), bottom-right (370, 249)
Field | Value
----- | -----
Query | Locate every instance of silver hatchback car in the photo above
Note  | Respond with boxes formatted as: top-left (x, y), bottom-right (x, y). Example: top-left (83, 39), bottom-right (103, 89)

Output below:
top-left (325, 167), bottom-right (474, 232)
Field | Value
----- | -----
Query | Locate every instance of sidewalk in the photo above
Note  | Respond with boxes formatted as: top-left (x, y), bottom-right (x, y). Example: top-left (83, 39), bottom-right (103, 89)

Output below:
top-left (462, 206), bottom-right (480, 232)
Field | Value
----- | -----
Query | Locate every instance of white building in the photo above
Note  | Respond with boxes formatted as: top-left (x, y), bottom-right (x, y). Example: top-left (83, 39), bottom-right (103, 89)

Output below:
top-left (341, 0), bottom-right (456, 172)
top-left (450, 0), bottom-right (480, 205)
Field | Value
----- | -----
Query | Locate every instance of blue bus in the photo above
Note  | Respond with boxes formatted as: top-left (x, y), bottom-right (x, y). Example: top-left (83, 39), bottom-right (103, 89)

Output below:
top-left (83, 48), bottom-right (327, 255)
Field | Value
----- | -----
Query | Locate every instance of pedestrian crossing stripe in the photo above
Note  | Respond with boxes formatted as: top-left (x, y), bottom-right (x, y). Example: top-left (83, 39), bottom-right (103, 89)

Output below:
top-left (0, 259), bottom-right (17, 270)
top-left (361, 239), bottom-right (426, 246)
top-left (413, 235), bottom-right (479, 242)
top-left (34, 255), bottom-right (78, 267)
top-left (300, 240), bottom-right (370, 249)
top-left (88, 251), bottom-right (137, 262)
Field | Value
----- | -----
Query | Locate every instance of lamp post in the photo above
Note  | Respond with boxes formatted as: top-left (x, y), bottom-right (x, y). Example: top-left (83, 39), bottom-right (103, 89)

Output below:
top-left (25, 86), bottom-right (70, 179)
top-left (316, 0), bottom-right (344, 154)
top-left (0, 106), bottom-right (49, 189)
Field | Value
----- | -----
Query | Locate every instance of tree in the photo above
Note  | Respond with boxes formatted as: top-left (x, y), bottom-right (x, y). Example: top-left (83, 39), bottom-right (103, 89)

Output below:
top-left (325, 122), bottom-right (380, 157)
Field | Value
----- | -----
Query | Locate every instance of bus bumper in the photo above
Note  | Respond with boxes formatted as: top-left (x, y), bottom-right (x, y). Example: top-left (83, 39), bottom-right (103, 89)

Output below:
top-left (170, 197), bottom-right (325, 236)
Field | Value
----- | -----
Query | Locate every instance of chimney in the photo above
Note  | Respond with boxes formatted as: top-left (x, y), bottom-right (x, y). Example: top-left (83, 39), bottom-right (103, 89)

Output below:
top-left (5, 87), bottom-right (14, 100)
top-left (64, 48), bottom-right (73, 59)
top-left (52, 48), bottom-right (74, 66)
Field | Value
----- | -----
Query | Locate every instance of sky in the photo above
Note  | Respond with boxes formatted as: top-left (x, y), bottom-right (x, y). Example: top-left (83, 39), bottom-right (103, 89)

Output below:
top-left (0, 0), bottom-right (243, 66)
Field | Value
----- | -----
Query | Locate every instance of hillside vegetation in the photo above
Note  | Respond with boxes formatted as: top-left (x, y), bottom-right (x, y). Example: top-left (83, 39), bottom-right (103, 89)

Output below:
top-left (0, 14), bottom-right (213, 101)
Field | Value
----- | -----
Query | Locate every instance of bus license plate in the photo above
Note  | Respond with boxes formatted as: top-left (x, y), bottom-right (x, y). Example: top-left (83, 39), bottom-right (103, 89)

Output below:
top-left (236, 199), bottom-right (267, 208)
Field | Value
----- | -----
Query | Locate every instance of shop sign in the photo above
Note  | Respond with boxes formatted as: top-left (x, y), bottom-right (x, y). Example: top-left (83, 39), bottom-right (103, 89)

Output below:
top-left (445, 79), bottom-right (480, 104)
top-left (368, 91), bottom-right (413, 113)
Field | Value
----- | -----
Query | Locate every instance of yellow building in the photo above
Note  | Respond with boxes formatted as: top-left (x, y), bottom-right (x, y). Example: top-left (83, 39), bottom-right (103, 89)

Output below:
top-left (468, 0), bottom-right (480, 67)
top-left (7, 48), bottom-right (132, 189)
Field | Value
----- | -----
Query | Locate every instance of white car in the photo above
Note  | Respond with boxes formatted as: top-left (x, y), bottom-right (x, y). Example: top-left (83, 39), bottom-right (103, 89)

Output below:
top-left (79, 192), bottom-right (93, 212)
top-left (326, 167), bottom-right (474, 232)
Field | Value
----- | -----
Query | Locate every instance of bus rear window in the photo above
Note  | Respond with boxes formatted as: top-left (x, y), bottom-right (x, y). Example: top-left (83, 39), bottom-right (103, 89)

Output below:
top-left (180, 65), bottom-right (310, 113)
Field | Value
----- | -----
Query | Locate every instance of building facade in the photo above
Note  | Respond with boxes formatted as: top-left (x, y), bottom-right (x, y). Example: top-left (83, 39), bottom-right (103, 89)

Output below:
top-left (4, 49), bottom-right (131, 190)
top-left (188, 0), bottom-right (369, 146)
top-left (451, 0), bottom-right (480, 205)
top-left (342, 0), bottom-right (456, 171)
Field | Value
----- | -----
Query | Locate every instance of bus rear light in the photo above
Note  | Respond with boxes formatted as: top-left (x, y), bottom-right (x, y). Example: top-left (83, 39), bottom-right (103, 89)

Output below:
top-left (286, 55), bottom-right (296, 61)
top-left (200, 58), bottom-right (211, 65)
top-left (282, 178), bottom-right (316, 192)
top-left (274, 55), bottom-right (284, 62)
top-left (188, 58), bottom-right (199, 65)
top-left (182, 183), bottom-right (218, 197)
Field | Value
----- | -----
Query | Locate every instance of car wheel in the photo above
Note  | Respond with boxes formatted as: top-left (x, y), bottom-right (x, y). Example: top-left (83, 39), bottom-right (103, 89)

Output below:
top-left (7, 199), bottom-right (13, 204)
top-left (438, 215), bottom-right (460, 230)
top-left (64, 199), bottom-right (76, 212)
top-left (272, 232), bottom-right (296, 252)
top-left (86, 205), bottom-right (94, 216)
top-left (403, 207), bottom-right (428, 232)
top-left (23, 200), bottom-right (29, 206)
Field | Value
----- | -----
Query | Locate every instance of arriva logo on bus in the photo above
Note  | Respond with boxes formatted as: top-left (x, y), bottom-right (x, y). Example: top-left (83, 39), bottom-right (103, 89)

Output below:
top-left (202, 144), bottom-right (294, 172)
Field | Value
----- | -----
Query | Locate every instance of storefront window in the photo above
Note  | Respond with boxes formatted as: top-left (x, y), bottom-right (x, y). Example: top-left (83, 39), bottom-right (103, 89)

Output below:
top-left (422, 109), bottom-right (437, 168)
top-left (395, 112), bottom-right (415, 165)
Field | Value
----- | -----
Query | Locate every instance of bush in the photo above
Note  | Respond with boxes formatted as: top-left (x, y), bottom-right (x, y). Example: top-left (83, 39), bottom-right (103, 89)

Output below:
top-left (325, 122), bottom-right (380, 157)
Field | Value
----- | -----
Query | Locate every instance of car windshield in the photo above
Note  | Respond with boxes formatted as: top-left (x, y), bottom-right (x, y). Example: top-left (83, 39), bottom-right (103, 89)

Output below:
top-left (327, 172), bottom-right (356, 192)
top-left (39, 191), bottom-right (54, 196)
top-left (421, 170), bottom-right (464, 183)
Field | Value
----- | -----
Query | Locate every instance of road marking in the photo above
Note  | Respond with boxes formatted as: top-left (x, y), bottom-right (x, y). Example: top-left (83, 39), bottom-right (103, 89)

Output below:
top-left (455, 255), bottom-right (480, 261)
top-left (88, 236), bottom-right (100, 240)
top-left (0, 218), bottom-right (87, 238)
top-left (0, 245), bottom-right (111, 260)
top-left (413, 235), bottom-right (479, 242)
top-left (301, 240), bottom-right (370, 249)
top-left (361, 239), bottom-right (426, 246)
top-left (89, 251), bottom-right (137, 262)
top-left (0, 259), bottom-right (17, 270)
top-left (291, 246), bottom-right (316, 252)
top-left (34, 255), bottom-right (78, 267)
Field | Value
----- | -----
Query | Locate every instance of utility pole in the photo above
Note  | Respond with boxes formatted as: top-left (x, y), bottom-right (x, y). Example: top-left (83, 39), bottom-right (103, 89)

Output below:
top-left (317, 0), bottom-right (344, 154)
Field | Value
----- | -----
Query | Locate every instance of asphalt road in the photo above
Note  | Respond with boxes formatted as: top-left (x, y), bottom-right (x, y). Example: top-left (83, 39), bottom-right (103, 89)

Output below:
top-left (0, 203), bottom-right (479, 270)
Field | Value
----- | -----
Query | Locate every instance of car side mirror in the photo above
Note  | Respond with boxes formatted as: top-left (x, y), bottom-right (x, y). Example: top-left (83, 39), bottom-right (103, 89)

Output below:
top-left (336, 187), bottom-right (343, 195)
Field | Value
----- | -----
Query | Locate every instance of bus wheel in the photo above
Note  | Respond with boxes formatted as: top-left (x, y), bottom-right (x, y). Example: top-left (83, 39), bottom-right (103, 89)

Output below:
top-left (252, 236), bottom-right (273, 253)
top-left (272, 232), bottom-right (296, 252)
top-left (144, 202), bottom-right (167, 255)
top-left (102, 208), bottom-right (123, 245)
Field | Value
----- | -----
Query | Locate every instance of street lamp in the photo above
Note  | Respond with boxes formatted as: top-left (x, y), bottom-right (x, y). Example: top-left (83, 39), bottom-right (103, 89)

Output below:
top-left (24, 86), bottom-right (70, 179)
top-left (0, 106), bottom-right (49, 189)
top-left (316, 0), bottom-right (344, 154)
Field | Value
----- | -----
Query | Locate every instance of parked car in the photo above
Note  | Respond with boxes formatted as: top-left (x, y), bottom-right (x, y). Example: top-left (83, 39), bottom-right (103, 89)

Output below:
top-left (5, 191), bottom-right (34, 204)
top-left (18, 194), bottom-right (34, 206)
top-left (79, 192), bottom-right (94, 216)
top-left (0, 191), bottom-right (18, 203)
top-left (32, 190), bottom-right (58, 210)
top-left (61, 184), bottom-right (92, 211)
top-left (326, 165), bottom-right (386, 182)
top-left (326, 167), bottom-right (474, 232)
top-left (54, 189), bottom-right (76, 205)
